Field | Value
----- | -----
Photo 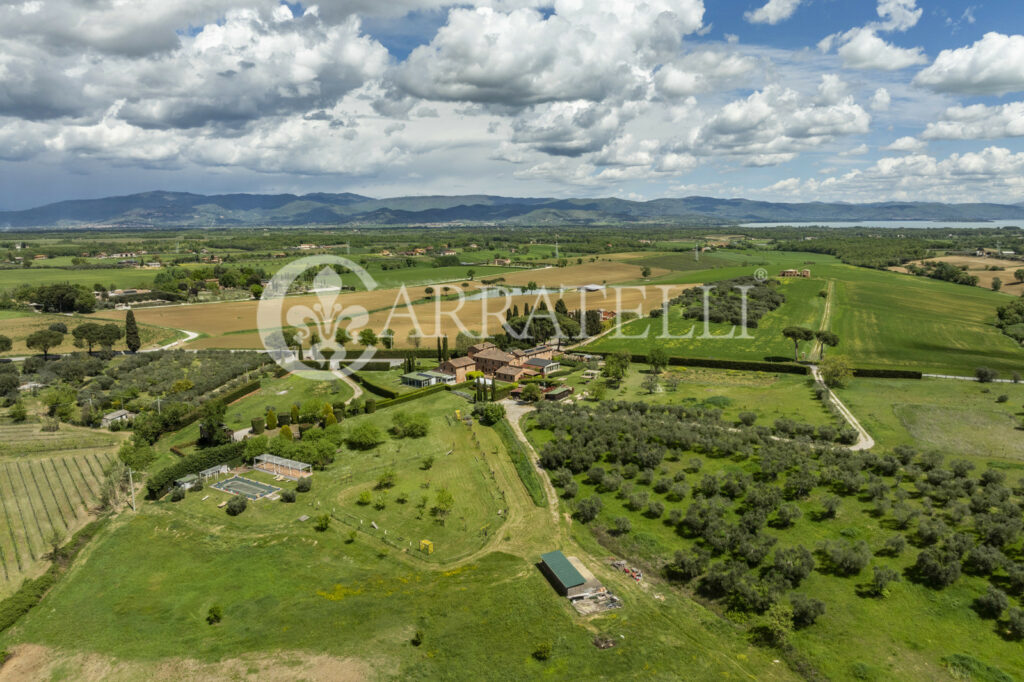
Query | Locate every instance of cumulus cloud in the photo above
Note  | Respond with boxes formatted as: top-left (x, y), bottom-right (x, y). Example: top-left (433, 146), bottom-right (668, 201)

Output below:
top-left (0, 8), bottom-right (390, 128)
top-left (392, 0), bottom-right (705, 106)
top-left (914, 33), bottom-right (1024, 95)
top-left (691, 77), bottom-right (870, 162)
top-left (882, 136), bottom-right (925, 152)
top-left (744, 0), bottom-right (802, 26)
top-left (869, 88), bottom-right (891, 111)
top-left (818, 0), bottom-right (926, 71)
top-left (921, 102), bottom-right (1024, 140)
top-left (654, 50), bottom-right (760, 97)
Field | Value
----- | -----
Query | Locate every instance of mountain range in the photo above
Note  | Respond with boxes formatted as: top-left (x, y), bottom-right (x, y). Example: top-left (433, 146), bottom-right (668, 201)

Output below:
top-left (2, 191), bottom-right (1024, 228)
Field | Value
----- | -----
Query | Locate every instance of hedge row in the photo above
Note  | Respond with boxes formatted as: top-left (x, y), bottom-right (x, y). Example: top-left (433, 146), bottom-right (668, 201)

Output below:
top-left (335, 360), bottom-right (393, 372)
top-left (109, 290), bottom-right (184, 303)
top-left (0, 518), bottom-right (109, 634)
top-left (146, 442), bottom-right (244, 499)
top-left (852, 368), bottom-right (923, 379)
top-left (621, 353), bottom-right (809, 375)
top-left (352, 373), bottom-right (400, 399)
top-left (375, 383), bottom-right (449, 409)
top-left (493, 419), bottom-right (546, 507)
top-left (217, 379), bottom-right (262, 405)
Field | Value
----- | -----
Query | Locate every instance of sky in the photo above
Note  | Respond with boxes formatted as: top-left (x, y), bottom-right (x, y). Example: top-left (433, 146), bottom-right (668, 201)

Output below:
top-left (0, 0), bottom-right (1022, 210)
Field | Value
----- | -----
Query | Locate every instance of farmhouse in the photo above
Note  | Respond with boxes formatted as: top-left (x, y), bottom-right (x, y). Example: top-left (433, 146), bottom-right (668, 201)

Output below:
top-left (779, 269), bottom-right (811, 278)
top-left (494, 258), bottom-right (511, 266)
top-left (494, 365), bottom-right (525, 382)
top-left (511, 344), bottom-right (553, 364)
top-left (540, 551), bottom-right (604, 599)
top-left (473, 347), bottom-right (515, 375)
top-left (101, 409), bottom-right (135, 427)
top-left (439, 356), bottom-right (475, 383)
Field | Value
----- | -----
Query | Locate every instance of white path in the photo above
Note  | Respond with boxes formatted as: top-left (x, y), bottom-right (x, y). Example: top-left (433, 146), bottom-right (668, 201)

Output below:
top-left (810, 364), bottom-right (875, 451)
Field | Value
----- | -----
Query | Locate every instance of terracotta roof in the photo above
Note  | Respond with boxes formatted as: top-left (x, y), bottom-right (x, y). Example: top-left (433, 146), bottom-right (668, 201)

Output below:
top-left (443, 356), bottom-right (475, 368)
top-left (474, 348), bottom-right (514, 362)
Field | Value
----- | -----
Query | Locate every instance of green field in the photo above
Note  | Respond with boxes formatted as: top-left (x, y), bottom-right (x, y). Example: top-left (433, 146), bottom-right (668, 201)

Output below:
top-left (0, 267), bottom-right (160, 291)
top-left (590, 249), bottom-right (1024, 376)
top-left (830, 269), bottom-right (1024, 375)
top-left (0, 422), bottom-right (118, 599)
top-left (837, 377), bottom-right (1024, 463)
top-left (586, 276), bottom-right (826, 362)
top-left (0, 394), bottom-right (792, 681)
top-left (565, 364), bottom-right (837, 427)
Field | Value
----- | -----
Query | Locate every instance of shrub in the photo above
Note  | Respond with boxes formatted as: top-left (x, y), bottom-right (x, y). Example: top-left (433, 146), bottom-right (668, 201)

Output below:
top-left (280, 489), bottom-right (296, 503)
top-left (296, 477), bottom-right (312, 493)
top-left (790, 593), bottom-right (825, 628)
top-left (206, 605), bottom-right (223, 625)
top-left (613, 516), bottom-right (632, 535)
top-left (532, 642), bottom-right (552, 661)
top-left (357, 490), bottom-right (372, 506)
top-left (313, 514), bottom-right (331, 532)
top-left (997, 394), bottom-right (1009, 403)
top-left (226, 496), bottom-right (247, 516)
top-left (975, 367), bottom-right (998, 383)
top-left (974, 586), bottom-right (1009, 620)
top-left (574, 496), bottom-right (602, 523)
top-left (1007, 608), bottom-right (1024, 640)
top-left (170, 487), bottom-right (185, 502)
top-left (738, 411), bottom-right (757, 426)
top-left (346, 423), bottom-right (383, 450)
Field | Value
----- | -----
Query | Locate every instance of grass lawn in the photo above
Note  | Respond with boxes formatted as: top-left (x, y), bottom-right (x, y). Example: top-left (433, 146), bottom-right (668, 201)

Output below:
top-left (836, 377), bottom-right (1024, 464)
top-left (523, 414), bottom-right (1024, 682)
top-left (163, 372), bottom-right (354, 449)
top-left (585, 276), bottom-right (826, 362)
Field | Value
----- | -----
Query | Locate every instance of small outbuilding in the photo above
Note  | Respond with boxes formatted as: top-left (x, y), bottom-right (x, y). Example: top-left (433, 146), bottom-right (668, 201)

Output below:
top-left (540, 550), bottom-right (586, 597)
top-left (540, 550), bottom-right (605, 599)
top-left (101, 409), bottom-right (135, 428)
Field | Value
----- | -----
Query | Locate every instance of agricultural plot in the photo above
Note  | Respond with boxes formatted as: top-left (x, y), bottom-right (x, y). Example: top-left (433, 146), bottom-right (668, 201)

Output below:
top-left (525, 404), bottom-right (1024, 682)
top-left (830, 268), bottom-right (1024, 375)
top-left (585, 276), bottom-right (826, 362)
top-left (0, 423), bottom-right (115, 598)
top-left (892, 256), bottom-right (1024, 292)
top-left (835, 377), bottom-right (1024, 463)
top-left (0, 311), bottom-right (179, 356)
top-left (0, 266), bottom-right (158, 291)
top-left (566, 366), bottom-right (836, 427)
top-left (110, 280), bottom-right (688, 350)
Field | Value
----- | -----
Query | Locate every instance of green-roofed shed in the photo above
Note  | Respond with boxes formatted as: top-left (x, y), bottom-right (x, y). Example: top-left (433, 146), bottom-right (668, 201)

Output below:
top-left (540, 550), bottom-right (586, 596)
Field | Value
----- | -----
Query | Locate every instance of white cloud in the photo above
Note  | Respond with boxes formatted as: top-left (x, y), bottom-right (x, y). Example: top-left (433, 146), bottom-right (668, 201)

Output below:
top-left (655, 50), bottom-right (760, 98)
top-left (882, 136), bottom-right (925, 152)
top-left (875, 0), bottom-right (922, 31)
top-left (833, 28), bottom-right (927, 70)
top-left (921, 102), bottom-right (1024, 140)
top-left (691, 78), bottom-right (871, 162)
top-left (914, 33), bottom-right (1024, 95)
top-left (869, 88), bottom-right (891, 111)
top-left (744, 0), bottom-right (802, 26)
top-left (392, 1), bottom-right (705, 106)
top-left (818, 0), bottom-right (925, 71)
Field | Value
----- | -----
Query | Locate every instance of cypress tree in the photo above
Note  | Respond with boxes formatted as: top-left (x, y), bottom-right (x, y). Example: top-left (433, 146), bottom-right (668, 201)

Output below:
top-left (437, 337), bottom-right (442, 362)
top-left (442, 336), bottom-right (449, 361)
top-left (125, 309), bottom-right (141, 353)
top-left (555, 298), bottom-right (568, 316)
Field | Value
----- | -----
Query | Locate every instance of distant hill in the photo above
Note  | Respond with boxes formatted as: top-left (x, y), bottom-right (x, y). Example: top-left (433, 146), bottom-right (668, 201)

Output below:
top-left (2, 191), bottom-right (1024, 228)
